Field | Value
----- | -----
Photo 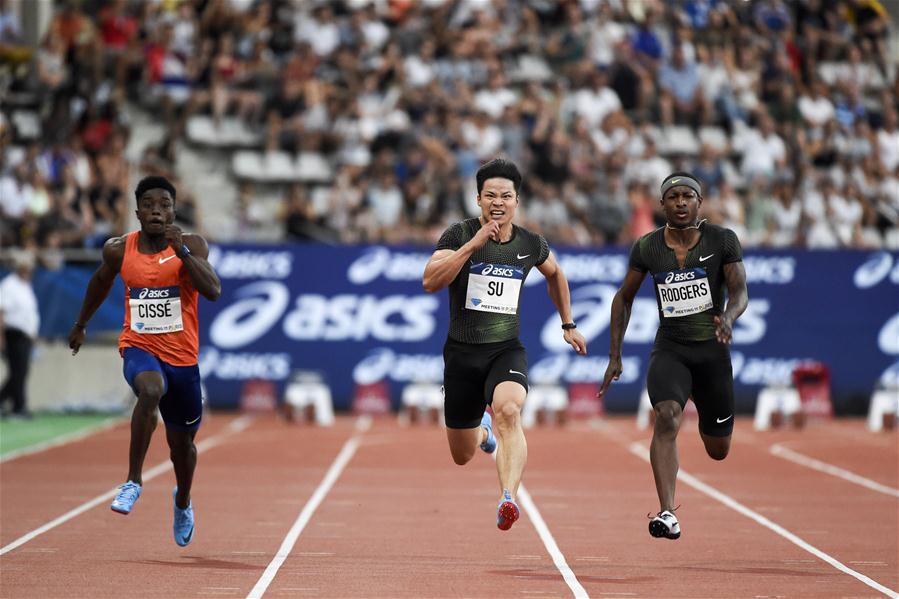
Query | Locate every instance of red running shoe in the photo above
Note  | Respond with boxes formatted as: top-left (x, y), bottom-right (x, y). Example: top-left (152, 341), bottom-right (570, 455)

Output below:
top-left (497, 490), bottom-right (520, 531)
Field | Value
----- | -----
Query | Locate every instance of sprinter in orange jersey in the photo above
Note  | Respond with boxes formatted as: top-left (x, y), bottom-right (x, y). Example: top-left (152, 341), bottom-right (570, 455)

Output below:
top-left (68, 176), bottom-right (221, 547)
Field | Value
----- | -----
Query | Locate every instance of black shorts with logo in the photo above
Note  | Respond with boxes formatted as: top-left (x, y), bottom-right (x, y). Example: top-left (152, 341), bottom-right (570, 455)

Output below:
top-left (646, 334), bottom-right (735, 437)
top-left (443, 337), bottom-right (529, 429)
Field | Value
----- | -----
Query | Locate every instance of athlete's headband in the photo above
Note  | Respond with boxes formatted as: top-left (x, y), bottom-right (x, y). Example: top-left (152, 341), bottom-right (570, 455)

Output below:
top-left (660, 175), bottom-right (702, 198)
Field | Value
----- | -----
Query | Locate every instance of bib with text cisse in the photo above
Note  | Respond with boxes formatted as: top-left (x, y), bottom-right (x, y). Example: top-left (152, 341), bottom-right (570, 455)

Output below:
top-left (129, 285), bottom-right (184, 333)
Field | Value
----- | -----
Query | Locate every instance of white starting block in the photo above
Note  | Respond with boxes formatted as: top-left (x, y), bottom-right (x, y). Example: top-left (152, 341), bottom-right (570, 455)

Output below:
top-left (284, 372), bottom-right (334, 426)
top-left (522, 384), bottom-right (569, 428)
top-left (753, 385), bottom-right (802, 431)
top-left (400, 382), bottom-right (444, 425)
top-left (867, 388), bottom-right (899, 432)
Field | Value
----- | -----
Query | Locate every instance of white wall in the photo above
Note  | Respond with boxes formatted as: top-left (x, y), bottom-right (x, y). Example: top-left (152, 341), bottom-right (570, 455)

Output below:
top-left (0, 341), bottom-right (133, 412)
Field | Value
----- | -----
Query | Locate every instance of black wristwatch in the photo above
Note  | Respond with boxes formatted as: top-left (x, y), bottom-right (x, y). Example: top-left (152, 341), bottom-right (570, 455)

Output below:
top-left (177, 244), bottom-right (191, 258)
top-left (561, 322), bottom-right (577, 330)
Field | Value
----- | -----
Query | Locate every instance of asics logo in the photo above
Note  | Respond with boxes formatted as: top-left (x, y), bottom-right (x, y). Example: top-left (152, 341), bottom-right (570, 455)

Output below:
top-left (516, 254), bottom-right (530, 259)
top-left (159, 255), bottom-right (177, 264)
top-left (716, 414), bottom-right (733, 423)
top-left (699, 254), bottom-right (714, 262)
top-left (509, 369), bottom-right (526, 377)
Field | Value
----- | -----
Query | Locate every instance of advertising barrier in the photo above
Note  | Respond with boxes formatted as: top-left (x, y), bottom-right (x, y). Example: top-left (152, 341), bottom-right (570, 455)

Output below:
top-left (29, 246), bottom-right (899, 414)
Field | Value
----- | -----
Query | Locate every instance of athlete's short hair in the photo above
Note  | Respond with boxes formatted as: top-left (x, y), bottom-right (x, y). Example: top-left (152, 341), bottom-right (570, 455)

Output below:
top-left (476, 158), bottom-right (522, 195)
top-left (134, 176), bottom-right (176, 204)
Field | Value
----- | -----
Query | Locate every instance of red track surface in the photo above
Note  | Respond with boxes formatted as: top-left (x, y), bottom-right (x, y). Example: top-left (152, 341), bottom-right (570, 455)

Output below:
top-left (1, 415), bottom-right (896, 598)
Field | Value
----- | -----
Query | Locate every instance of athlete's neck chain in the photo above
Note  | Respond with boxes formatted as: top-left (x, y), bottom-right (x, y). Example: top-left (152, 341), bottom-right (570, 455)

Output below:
top-left (665, 219), bottom-right (707, 231)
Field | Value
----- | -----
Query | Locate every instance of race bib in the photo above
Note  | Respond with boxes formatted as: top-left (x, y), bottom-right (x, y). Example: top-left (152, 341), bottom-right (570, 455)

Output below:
top-left (129, 286), bottom-right (183, 334)
top-left (654, 268), bottom-right (712, 318)
top-left (466, 263), bottom-right (524, 314)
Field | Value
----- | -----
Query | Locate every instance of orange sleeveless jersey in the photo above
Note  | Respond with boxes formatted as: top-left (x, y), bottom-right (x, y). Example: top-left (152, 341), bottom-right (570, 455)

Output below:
top-left (118, 231), bottom-right (200, 366)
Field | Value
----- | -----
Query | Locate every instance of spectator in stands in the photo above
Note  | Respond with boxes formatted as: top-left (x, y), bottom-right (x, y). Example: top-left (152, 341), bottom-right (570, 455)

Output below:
top-left (658, 44), bottom-right (704, 126)
top-left (0, 249), bottom-right (39, 419)
top-left (0, 163), bottom-right (33, 246)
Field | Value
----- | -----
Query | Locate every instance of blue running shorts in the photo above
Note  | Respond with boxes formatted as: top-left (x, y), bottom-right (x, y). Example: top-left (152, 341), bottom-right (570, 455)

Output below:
top-left (122, 347), bottom-right (203, 432)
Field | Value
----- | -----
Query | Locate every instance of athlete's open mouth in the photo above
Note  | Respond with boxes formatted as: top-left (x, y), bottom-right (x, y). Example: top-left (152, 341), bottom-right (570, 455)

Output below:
top-left (490, 210), bottom-right (505, 218)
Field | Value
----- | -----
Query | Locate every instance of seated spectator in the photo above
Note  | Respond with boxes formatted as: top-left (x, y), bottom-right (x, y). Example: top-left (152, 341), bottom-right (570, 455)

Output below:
top-left (735, 113), bottom-right (786, 182)
top-left (798, 80), bottom-right (836, 129)
top-left (658, 44), bottom-right (704, 126)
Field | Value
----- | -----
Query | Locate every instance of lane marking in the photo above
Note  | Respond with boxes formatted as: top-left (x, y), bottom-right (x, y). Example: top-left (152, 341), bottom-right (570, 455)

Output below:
top-left (492, 452), bottom-right (588, 599)
top-left (629, 442), bottom-right (899, 599)
top-left (246, 416), bottom-right (371, 599)
top-left (1, 416), bottom-right (254, 556)
top-left (1, 417), bottom-right (127, 463)
top-left (770, 444), bottom-right (899, 498)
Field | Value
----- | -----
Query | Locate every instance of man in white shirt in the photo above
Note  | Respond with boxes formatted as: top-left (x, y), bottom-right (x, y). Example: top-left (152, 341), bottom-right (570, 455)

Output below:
top-left (0, 249), bottom-right (40, 418)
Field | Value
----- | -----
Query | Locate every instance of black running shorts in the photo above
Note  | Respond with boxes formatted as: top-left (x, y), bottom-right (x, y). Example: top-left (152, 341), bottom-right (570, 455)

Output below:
top-left (442, 337), bottom-right (529, 429)
top-left (646, 335), bottom-right (735, 437)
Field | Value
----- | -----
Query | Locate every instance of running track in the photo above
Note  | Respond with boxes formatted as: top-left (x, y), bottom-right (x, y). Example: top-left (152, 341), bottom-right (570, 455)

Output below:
top-left (1, 415), bottom-right (896, 599)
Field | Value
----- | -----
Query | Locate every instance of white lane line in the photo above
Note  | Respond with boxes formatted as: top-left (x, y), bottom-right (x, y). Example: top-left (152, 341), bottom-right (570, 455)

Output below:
top-left (1, 417), bottom-right (127, 463)
top-left (629, 442), bottom-right (898, 599)
top-left (1, 416), bottom-right (254, 556)
top-left (490, 453), bottom-right (589, 598)
top-left (770, 444), bottom-right (899, 498)
top-left (246, 416), bottom-right (371, 599)
top-left (517, 483), bottom-right (589, 598)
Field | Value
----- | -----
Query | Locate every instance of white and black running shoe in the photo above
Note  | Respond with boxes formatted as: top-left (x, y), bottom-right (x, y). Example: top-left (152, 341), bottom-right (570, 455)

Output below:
top-left (648, 510), bottom-right (681, 539)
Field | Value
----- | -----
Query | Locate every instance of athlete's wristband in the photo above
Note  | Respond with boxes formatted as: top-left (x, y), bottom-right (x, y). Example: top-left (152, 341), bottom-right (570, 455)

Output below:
top-left (177, 244), bottom-right (191, 258)
top-left (561, 322), bottom-right (577, 330)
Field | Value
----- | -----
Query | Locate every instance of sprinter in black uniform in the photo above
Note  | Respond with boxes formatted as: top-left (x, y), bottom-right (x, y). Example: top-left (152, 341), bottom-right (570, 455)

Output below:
top-left (598, 172), bottom-right (748, 540)
top-left (423, 158), bottom-right (587, 531)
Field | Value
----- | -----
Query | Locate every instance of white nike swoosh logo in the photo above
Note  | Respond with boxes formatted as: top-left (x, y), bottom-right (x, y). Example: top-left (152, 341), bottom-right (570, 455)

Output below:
top-left (516, 254), bottom-right (530, 259)
top-left (699, 254), bottom-right (714, 262)
top-left (509, 370), bottom-right (526, 377)
top-left (185, 415), bottom-right (201, 425)
top-left (716, 415), bottom-right (733, 423)
top-left (159, 255), bottom-right (177, 264)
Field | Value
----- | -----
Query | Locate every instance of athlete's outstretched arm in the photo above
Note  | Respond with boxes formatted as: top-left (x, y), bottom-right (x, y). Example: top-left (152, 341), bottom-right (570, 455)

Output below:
top-left (422, 220), bottom-right (499, 293)
top-left (536, 252), bottom-right (586, 355)
top-left (598, 268), bottom-right (647, 397)
top-left (714, 261), bottom-right (748, 344)
top-left (68, 237), bottom-right (126, 355)
top-left (167, 228), bottom-right (222, 302)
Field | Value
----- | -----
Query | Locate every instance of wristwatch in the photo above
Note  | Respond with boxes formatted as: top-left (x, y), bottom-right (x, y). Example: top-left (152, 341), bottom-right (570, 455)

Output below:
top-left (561, 322), bottom-right (577, 330)
top-left (177, 244), bottom-right (191, 258)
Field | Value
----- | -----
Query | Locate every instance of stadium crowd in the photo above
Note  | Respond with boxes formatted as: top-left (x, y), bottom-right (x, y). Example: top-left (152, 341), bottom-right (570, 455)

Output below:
top-left (1, 0), bottom-right (897, 259)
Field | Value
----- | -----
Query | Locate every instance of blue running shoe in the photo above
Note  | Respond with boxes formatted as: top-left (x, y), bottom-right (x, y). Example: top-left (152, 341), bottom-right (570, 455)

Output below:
top-left (172, 487), bottom-right (195, 547)
top-left (479, 411), bottom-right (497, 454)
top-left (497, 489), bottom-right (520, 531)
top-left (110, 481), bottom-right (142, 515)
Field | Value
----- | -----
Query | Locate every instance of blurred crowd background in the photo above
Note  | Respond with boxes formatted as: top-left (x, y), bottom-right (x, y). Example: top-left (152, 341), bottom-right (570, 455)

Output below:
top-left (1, 0), bottom-right (897, 265)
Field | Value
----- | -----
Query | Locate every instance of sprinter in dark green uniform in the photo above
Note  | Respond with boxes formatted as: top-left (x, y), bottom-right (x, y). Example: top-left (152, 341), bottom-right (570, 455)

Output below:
top-left (598, 172), bottom-right (748, 540)
top-left (423, 158), bottom-right (587, 531)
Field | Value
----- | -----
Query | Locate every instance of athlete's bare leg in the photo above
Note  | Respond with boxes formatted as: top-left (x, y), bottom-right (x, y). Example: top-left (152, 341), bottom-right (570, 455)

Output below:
top-left (492, 381), bottom-right (527, 499)
top-left (127, 371), bottom-right (164, 484)
top-left (699, 432), bottom-right (731, 461)
top-left (167, 428), bottom-right (197, 508)
top-left (650, 400), bottom-right (683, 512)
top-left (446, 426), bottom-right (487, 465)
